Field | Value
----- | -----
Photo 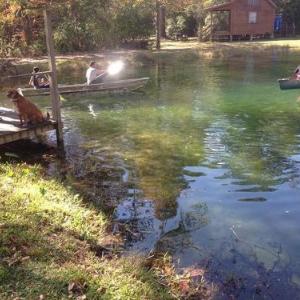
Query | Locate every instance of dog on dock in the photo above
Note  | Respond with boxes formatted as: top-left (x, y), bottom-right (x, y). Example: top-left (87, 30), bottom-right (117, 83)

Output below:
top-left (7, 89), bottom-right (50, 126)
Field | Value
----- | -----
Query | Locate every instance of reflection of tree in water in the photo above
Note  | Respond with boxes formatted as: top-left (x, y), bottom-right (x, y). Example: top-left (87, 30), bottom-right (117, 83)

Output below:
top-left (157, 223), bottom-right (300, 299)
top-left (180, 203), bottom-right (209, 232)
top-left (69, 91), bottom-right (211, 220)
top-left (217, 105), bottom-right (300, 188)
top-left (124, 111), bottom-right (208, 220)
top-left (61, 52), bottom-right (219, 222)
top-left (156, 202), bottom-right (209, 252)
top-left (200, 239), bottom-right (299, 299)
top-left (113, 196), bottom-right (210, 251)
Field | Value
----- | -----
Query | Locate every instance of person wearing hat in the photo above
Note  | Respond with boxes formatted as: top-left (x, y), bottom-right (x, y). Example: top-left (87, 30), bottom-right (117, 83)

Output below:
top-left (29, 67), bottom-right (50, 89)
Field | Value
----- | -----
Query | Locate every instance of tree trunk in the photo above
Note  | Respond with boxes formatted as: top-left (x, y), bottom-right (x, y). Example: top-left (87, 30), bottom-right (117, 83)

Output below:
top-left (160, 5), bottom-right (166, 38)
top-left (22, 15), bottom-right (33, 46)
top-left (156, 0), bottom-right (161, 50)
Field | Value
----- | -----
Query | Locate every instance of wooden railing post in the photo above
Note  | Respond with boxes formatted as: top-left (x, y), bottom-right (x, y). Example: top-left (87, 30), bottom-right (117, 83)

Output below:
top-left (210, 11), bottom-right (213, 41)
top-left (43, 9), bottom-right (64, 148)
top-left (156, 0), bottom-right (161, 50)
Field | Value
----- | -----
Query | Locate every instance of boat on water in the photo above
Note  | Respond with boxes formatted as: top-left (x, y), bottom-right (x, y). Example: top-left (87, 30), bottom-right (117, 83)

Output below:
top-left (20, 77), bottom-right (149, 97)
top-left (278, 78), bottom-right (300, 90)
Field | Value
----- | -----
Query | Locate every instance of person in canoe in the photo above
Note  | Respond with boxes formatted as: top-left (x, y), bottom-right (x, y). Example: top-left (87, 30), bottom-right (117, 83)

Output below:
top-left (29, 67), bottom-right (50, 89)
top-left (291, 65), bottom-right (300, 80)
top-left (86, 61), bottom-right (108, 85)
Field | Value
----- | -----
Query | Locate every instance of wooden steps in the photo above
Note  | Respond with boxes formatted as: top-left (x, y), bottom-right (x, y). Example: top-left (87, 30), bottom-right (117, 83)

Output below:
top-left (0, 107), bottom-right (56, 146)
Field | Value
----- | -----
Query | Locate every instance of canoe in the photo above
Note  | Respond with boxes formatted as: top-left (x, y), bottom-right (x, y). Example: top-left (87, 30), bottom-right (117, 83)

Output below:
top-left (20, 77), bottom-right (149, 97)
top-left (278, 78), bottom-right (300, 90)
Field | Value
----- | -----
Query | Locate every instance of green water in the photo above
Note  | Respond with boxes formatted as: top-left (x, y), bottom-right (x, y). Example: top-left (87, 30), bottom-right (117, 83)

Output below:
top-left (1, 47), bottom-right (300, 298)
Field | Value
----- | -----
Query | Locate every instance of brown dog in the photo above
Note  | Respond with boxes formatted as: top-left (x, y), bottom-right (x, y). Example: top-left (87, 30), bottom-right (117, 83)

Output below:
top-left (7, 89), bottom-right (49, 126)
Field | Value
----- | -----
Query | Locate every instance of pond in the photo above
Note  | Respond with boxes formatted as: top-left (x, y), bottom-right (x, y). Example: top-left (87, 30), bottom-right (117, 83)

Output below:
top-left (1, 46), bottom-right (300, 298)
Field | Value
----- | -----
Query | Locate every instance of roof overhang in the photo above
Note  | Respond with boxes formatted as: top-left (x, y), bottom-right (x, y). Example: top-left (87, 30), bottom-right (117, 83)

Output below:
top-left (205, 0), bottom-right (277, 12)
top-left (266, 0), bottom-right (277, 8)
top-left (205, 1), bottom-right (233, 11)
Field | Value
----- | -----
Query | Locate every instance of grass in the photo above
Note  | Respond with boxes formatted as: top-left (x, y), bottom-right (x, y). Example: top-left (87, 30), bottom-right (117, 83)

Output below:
top-left (159, 37), bottom-right (300, 51)
top-left (0, 163), bottom-right (173, 300)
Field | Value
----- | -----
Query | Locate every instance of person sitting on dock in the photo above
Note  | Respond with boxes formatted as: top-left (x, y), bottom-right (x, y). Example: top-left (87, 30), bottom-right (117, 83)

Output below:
top-left (292, 65), bottom-right (300, 80)
top-left (86, 61), bottom-right (107, 85)
top-left (29, 67), bottom-right (50, 89)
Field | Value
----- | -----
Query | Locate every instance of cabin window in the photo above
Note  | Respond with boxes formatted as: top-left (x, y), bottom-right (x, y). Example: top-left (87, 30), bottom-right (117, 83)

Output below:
top-left (249, 12), bottom-right (257, 24)
top-left (248, 0), bottom-right (259, 6)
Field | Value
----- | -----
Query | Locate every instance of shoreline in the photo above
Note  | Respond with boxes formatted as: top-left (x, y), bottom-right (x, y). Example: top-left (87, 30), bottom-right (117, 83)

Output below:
top-left (3, 37), bottom-right (300, 65)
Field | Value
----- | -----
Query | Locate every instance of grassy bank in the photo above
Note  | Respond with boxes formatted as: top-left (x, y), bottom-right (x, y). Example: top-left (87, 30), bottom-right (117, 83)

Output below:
top-left (0, 163), bottom-right (173, 300)
top-left (5, 37), bottom-right (300, 64)
top-left (160, 37), bottom-right (300, 51)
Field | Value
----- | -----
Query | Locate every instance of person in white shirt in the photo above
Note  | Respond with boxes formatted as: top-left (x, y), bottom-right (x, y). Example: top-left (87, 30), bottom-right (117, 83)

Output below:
top-left (86, 61), bottom-right (107, 85)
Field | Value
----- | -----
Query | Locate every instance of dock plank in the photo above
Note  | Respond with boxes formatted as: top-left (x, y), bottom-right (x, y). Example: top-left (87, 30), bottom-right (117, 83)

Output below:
top-left (0, 107), bottom-right (57, 145)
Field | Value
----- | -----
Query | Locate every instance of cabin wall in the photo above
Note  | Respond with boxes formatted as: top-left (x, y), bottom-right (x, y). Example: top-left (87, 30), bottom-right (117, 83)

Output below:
top-left (230, 0), bottom-right (275, 35)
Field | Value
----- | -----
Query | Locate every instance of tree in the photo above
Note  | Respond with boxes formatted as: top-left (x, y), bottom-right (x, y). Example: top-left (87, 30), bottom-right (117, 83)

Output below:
top-left (156, 0), bottom-right (161, 49)
top-left (0, 0), bottom-right (156, 56)
top-left (277, 0), bottom-right (300, 34)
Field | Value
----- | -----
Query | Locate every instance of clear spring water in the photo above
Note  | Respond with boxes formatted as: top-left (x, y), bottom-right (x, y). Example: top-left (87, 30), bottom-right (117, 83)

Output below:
top-left (1, 46), bottom-right (300, 298)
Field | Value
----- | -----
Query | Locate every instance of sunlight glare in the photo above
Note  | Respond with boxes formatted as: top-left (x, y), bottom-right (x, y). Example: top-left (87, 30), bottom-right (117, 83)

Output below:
top-left (107, 60), bottom-right (124, 76)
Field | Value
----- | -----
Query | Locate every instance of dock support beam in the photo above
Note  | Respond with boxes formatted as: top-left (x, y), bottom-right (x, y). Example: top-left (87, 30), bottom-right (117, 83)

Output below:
top-left (210, 12), bottom-right (213, 41)
top-left (44, 9), bottom-right (64, 149)
top-left (156, 0), bottom-right (161, 50)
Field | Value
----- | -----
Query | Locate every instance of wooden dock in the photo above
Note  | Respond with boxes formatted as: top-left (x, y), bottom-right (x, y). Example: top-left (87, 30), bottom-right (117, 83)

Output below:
top-left (0, 9), bottom-right (63, 148)
top-left (0, 107), bottom-right (56, 146)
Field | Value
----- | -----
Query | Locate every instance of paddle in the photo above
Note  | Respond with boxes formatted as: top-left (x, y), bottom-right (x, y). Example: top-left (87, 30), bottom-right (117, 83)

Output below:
top-left (92, 60), bottom-right (125, 84)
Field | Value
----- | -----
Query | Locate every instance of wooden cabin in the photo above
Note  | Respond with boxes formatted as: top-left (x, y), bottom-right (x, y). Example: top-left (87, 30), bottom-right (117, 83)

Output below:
top-left (200, 0), bottom-right (277, 41)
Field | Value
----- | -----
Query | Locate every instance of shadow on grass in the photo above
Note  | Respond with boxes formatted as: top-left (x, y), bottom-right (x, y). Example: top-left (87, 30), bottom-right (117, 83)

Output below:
top-left (0, 220), bottom-right (88, 299)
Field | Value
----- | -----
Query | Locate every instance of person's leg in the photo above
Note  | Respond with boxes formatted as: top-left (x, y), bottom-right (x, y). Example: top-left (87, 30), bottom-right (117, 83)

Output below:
top-left (91, 72), bottom-right (108, 84)
top-left (40, 84), bottom-right (50, 89)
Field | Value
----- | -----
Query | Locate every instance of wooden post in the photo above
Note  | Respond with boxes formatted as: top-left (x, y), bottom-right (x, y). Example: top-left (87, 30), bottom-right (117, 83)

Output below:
top-left (156, 0), bottom-right (161, 50)
top-left (229, 11), bottom-right (232, 42)
top-left (159, 5), bottom-right (166, 39)
top-left (210, 12), bottom-right (213, 41)
top-left (44, 9), bottom-right (64, 148)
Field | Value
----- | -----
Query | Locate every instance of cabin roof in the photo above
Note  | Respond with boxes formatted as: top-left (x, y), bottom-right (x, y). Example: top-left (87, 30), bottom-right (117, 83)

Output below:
top-left (206, 0), bottom-right (277, 11)
top-left (205, 1), bottom-right (233, 11)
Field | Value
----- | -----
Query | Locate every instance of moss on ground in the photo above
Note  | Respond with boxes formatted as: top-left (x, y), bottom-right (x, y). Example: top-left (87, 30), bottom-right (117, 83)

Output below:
top-left (0, 163), bottom-right (172, 300)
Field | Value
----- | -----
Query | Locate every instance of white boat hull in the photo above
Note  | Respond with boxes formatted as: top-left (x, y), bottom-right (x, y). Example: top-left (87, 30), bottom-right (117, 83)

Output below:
top-left (21, 77), bottom-right (149, 97)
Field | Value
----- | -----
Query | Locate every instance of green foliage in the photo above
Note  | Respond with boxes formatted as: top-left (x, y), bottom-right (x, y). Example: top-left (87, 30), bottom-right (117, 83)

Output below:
top-left (165, 0), bottom-right (227, 38)
top-left (166, 17), bottom-right (181, 38)
top-left (1, 0), bottom-right (300, 56)
top-left (166, 13), bottom-right (197, 38)
top-left (0, 0), bottom-right (155, 56)
top-left (113, 2), bottom-right (153, 42)
top-left (277, 0), bottom-right (300, 34)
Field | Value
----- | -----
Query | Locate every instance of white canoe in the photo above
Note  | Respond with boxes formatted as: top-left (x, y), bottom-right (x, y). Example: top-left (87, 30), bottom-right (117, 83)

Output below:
top-left (21, 77), bottom-right (149, 97)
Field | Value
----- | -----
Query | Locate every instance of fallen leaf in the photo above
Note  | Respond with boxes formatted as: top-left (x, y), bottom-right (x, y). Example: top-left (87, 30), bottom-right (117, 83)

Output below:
top-left (179, 279), bottom-right (190, 294)
top-left (21, 256), bottom-right (30, 262)
top-left (68, 282), bottom-right (76, 293)
top-left (184, 267), bottom-right (205, 278)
